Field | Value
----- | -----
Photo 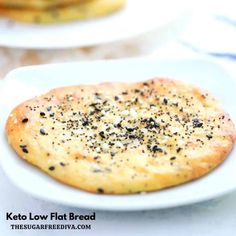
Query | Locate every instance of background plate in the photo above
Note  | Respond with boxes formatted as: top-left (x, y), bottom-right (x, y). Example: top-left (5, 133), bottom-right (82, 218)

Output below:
top-left (0, 0), bottom-right (190, 49)
top-left (0, 58), bottom-right (236, 211)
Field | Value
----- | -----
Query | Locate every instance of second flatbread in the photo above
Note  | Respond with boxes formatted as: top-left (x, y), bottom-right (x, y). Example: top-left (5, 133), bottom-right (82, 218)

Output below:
top-left (0, 0), bottom-right (126, 24)
top-left (0, 0), bottom-right (89, 10)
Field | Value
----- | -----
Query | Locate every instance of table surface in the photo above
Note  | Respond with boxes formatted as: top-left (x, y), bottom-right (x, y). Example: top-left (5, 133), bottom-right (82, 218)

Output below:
top-left (1, 1), bottom-right (236, 235)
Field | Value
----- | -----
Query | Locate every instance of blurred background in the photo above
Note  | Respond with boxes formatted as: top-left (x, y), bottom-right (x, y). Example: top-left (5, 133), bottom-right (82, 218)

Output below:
top-left (0, 0), bottom-right (235, 80)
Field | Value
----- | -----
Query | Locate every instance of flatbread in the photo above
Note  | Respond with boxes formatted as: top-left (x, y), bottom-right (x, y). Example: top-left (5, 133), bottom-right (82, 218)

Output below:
top-left (0, 0), bottom-right (89, 10)
top-left (0, 0), bottom-right (126, 23)
top-left (6, 78), bottom-right (236, 194)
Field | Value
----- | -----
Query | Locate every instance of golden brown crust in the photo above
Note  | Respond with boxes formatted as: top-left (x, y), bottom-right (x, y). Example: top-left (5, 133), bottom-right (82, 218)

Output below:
top-left (0, 0), bottom-right (91, 10)
top-left (0, 0), bottom-right (126, 24)
top-left (5, 78), bottom-right (236, 194)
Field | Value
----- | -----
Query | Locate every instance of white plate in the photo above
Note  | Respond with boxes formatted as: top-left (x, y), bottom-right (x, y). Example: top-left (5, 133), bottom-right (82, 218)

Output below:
top-left (0, 0), bottom-right (190, 49)
top-left (0, 58), bottom-right (236, 211)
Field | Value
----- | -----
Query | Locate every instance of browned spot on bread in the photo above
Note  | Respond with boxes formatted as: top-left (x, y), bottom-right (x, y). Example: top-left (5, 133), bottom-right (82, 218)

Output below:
top-left (5, 78), bottom-right (236, 194)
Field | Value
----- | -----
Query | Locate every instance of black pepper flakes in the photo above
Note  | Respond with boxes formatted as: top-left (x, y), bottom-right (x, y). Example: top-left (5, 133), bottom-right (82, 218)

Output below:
top-left (163, 98), bottom-right (168, 105)
top-left (49, 166), bottom-right (55, 171)
top-left (176, 147), bottom-right (182, 153)
top-left (126, 127), bottom-right (136, 132)
top-left (192, 119), bottom-right (203, 128)
top-left (22, 118), bottom-right (29, 123)
top-left (116, 122), bottom-right (122, 128)
top-left (60, 162), bottom-right (66, 166)
top-left (141, 118), bottom-right (159, 129)
top-left (206, 134), bottom-right (213, 140)
top-left (151, 145), bottom-right (163, 153)
top-left (20, 144), bottom-right (27, 148)
top-left (110, 152), bottom-right (116, 157)
top-left (19, 144), bottom-right (29, 153)
top-left (82, 118), bottom-right (89, 126)
top-left (22, 80), bottom-right (221, 173)
top-left (22, 148), bottom-right (28, 153)
top-left (99, 131), bottom-right (106, 139)
top-left (40, 128), bottom-right (47, 135)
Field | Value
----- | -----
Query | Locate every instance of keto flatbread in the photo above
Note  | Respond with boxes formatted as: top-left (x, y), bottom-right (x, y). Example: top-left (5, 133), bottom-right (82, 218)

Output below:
top-left (6, 78), bottom-right (236, 194)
